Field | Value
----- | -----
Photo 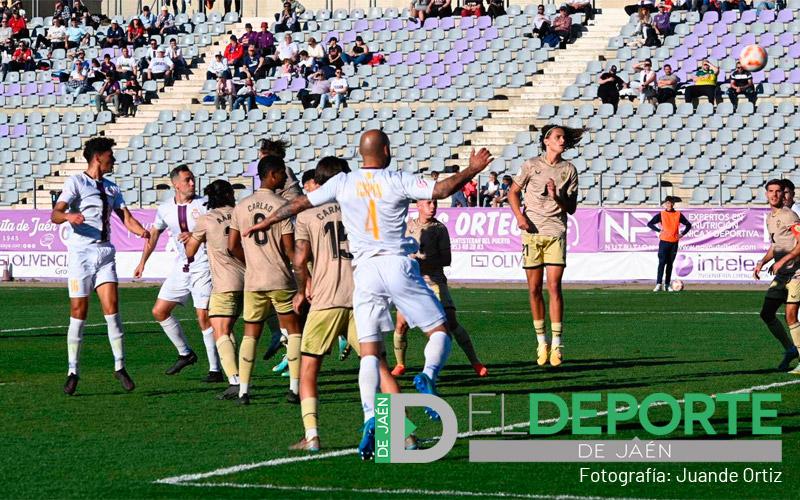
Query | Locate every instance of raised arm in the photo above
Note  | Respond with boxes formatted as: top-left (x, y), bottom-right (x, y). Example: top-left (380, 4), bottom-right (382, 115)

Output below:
top-left (114, 206), bottom-right (150, 240)
top-left (431, 148), bottom-right (493, 200)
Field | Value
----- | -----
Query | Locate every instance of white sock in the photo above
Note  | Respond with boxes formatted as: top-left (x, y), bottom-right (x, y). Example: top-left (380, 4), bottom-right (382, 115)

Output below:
top-left (239, 382), bottom-right (249, 397)
top-left (422, 331), bottom-right (452, 381)
top-left (551, 335), bottom-right (562, 348)
top-left (359, 355), bottom-right (380, 422)
top-left (104, 313), bottom-right (125, 371)
top-left (290, 378), bottom-right (299, 394)
top-left (67, 317), bottom-right (85, 375)
top-left (228, 374), bottom-right (240, 385)
top-left (159, 316), bottom-right (191, 356)
top-left (537, 334), bottom-right (547, 344)
top-left (202, 327), bottom-right (220, 372)
top-left (306, 428), bottom-right (318, 440)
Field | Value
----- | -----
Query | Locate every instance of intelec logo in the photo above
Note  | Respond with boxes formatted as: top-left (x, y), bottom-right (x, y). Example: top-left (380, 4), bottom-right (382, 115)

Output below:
top-left (674, 254), bottom-right (694, 277)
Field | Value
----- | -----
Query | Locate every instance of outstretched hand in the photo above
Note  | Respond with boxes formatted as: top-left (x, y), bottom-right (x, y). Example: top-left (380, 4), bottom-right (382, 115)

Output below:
top-left (468, 148), bottom-right (493, 171)
top-left (242, 218), bottom-right (273, 238)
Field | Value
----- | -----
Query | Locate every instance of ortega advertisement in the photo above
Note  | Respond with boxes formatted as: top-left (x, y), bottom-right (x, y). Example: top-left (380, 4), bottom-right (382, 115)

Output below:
top-left (0, 208), bottom-right (770, 282)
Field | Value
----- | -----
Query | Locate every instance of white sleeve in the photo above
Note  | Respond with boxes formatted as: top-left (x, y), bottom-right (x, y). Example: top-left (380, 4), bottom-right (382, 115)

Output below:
top-left (307, 172), bottom-right (343, 207)
top-left (56, 176), bottom-right (78, 206)
top-left (152, 205), bottom-right (168, 231)
top-left (397, 172), bottom-right (435, 201)
top-left (112, 187), bottom-right (126, 210)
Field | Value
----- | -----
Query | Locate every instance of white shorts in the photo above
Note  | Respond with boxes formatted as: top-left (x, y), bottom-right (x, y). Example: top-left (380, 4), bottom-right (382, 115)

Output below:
top-left (67, 243), bottom-right (118, 298)
top-left (157, 269), bottom-right (212, 309)
top-left (353, 254), bottom-right (446, 343)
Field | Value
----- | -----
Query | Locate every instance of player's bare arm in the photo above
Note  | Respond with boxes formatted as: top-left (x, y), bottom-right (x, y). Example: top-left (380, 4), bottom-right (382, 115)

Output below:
top-left (184, 235), bottom-right (201, 259)
top-left (292, 238), bottom-right (312, 313)
top-left (508, 183), bottom-right (532, 231)
top-left (50, 201), bottom-right (85, 226)
top-left (114, 207), bottom-right (151, 241)
top-left (133, 226), bottom-right (162, 279)
top-left (430, 148), bottom-right (493, 200)
top-left (755, 246), bottom-right (775, 280)
top-left (771, 235), bottom-right (800, 274)
top-left (226, 228), bottom-right (246, 265)
top-left (242, 196), bottom-right (313, 237)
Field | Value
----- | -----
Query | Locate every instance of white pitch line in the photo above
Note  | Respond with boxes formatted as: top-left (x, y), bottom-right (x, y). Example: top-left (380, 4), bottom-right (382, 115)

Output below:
top-left (155, 378), bottom-right (800, 493)
top-left (460, 311), bottom-right (757, 315)
top-left (0, 318), bottom-right (192, 334)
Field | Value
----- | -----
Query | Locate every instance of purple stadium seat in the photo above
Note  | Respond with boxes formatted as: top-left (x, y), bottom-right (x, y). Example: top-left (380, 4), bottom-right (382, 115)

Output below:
top-left (272, 78), bottom-right (289, 92)
top-left (289, 77), bottom-right (306, 91)
top-left (752, 70), bottom-right (765, 84)
top-left (459, 50), bottom-right (475, 64)
top-left (406, 52), bottom-right (421, 64)
top-left (720, 33), bottom-right (736, 47)
top-left (701, 35), bottom-right (717, 47)
top-left (443, 50), bottom-right (458, 64)
top-left (740, 33), bottom-right (756, 46)
top-left (325, 31), bottom-right (340, 43)
top-left (0, 125), bottom-right (8, 136)
top-left (423, 17), bottom-right (439, 29)
top-left (702, 11), bottom-right (719, 23)
top-left (0, 84), bottom-right (4, 97)
top-left (483, 26), bottom-right (499, 40)
top-left (740, 10), bottom-right (757, 24)
top-left (453, 39), bottom-right (468, 52)
top-left (372, 19), bottom-right (386, 31)
top-left (760, 33), bottom-right (776, 47)
top-left (710, 44), bottom-right (727, 60)
top-left (39, 82), bottom-right (55, 95)
top-left (386, 52), bottom-right (403, 65)
top-left (778, 32), bottom-right (794, 46)
top-left (56, 83), bottom-right (65, 95)
top-left (683, 58), bottom-right (698, 73)
top-left (430, 62), bottom-right (445, 76)
top-left (683, 34), bottom-right (699, 48)
top-left (417, 74), bottom-right (432, 89)
top-left (460, 16), bottom-right (475, 29)
top-left (713, 22), bottom-right (728, 36)
top-left (353, 19), bottom-right (368, 32)
top-left (342, 30), bottom-right (356, 43)
top-left (674, 45), bottom-right (689, 60)
top-left (439, 17), bottom-right (455, 30)
top-left (6, 83), bottom-right (19, 96)
top-left (758, 10), bottom-right (775, 23)
top-left (435, 74), bottom-right (451, 88)
top-left (475, 16), bottom-right (491, 29)
top-left (100, 48), bottom-right (115, 60)
top-left (692, 45), bottom-right (709, 59)
top-left (788, 69), bottom-right (800, 83)
top-left (423, 52), bottom-right (439, 64)
top-left (788, 43), bottom-right (800, 58)
top-left (21, 82), bottom-right (36, 97)
top-left (464, 27), bottom-right (480, 41)
top-left (720, 10), bottom-right (737, 24)
top-left (731, 44), bottom-right (744, 58)
top-left (472, 38), bottom-right (487, 51)
top-left (407, 19), bottom-right (420, 31)
top-left (388, 18), bottom-right (403, 31)
top-left (777, 9), bottom-right (793, 23)
top-left (768, 69), bottom-right (785, 84)
top-left (11, 124), bottom-right (25, 138)
top-left (692, 22), bottom-right (708, 36)
top-left (448, 62), bottom-right (464, 76)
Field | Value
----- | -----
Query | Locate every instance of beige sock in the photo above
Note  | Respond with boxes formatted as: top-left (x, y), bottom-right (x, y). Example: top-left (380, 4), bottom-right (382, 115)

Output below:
top-left (287, 333), bottom-right (302, 393)
top-left (393, 331), bottom-right (407, 366)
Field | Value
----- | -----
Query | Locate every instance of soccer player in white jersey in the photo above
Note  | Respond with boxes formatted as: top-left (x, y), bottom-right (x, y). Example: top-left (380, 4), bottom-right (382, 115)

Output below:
top-left (133, 165), bottom-right (221, 382)
top-left (51, 137), bottom-right (151, 395)
top-left (244, 130), bottom-right (493, 460)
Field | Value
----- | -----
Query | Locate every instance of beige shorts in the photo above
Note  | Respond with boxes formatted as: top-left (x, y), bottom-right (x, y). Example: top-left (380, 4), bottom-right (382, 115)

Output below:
top-left (208, 291), bottom-right (243, 318)
top-left (788, 279), bottom-right (800, 304)
top-left (522, 233), bottom-right (566, 268)
top-left (243, 289), bottom-right (295, 323)
top-left (301, 308), bottom-right (360, 357)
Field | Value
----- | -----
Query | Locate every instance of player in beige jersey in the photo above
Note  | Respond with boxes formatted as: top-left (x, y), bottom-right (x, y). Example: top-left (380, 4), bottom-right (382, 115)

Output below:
top-left (509, 124), bottom-right (581, 368)
top-left (185, 180), bottom-right (245, 400)
top-left (753, 179), bottom-right (800, 372)
top-left (392, 199), bottom-right (488, 378)
top-left (228, 156), bottom-right (302, 405)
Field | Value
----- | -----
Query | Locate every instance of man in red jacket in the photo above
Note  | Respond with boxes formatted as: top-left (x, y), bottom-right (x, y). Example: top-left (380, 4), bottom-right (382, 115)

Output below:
top-left (224, 34), bottom-right (244, 69)
top-left (647, 196), bottom-right (692, 292)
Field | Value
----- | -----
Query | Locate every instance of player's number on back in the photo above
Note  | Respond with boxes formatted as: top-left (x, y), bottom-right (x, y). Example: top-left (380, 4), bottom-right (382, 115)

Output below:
top-left (323, 220), bottom-right (353, 260)
top-left (365, 199), bottom-right (380, 240)
top-left (252, 213), bottom-right (269, 246)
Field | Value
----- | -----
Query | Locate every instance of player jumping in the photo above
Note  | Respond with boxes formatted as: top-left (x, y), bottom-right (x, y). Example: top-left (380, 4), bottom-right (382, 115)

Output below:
top-left (508, 124), bottom-right (581, 368)
top-left (243, 130), bottom-right (493, 460)
top-left (51, 137), bottom-right (150, 395)
top-left (391, 199), bottom-right (488, 378)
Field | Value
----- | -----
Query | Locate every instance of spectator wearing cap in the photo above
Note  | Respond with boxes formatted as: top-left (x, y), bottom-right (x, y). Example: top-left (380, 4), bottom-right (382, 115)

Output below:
top-left (551, 6), bottom-right (573, 47)
top-left (214, 74), bottom-right (234, 110)
top-left (306, 37), bottom-right (324, 63)
top-left (275, 2), bottom-right (300, 33)
top-left (653, 4), bottom-right (672, 36)
top-left (239, 44), bottom-right (267, 80)
top-left (115, 46), bottom-right (137, 80)
top-left (727, 61), bottom-right (756, 110)
top-left (155, 6), bottom-right (177, 35)
top-left (103, 20), bottom-right (125, 48)
top-left (95, 74), bottom-right (121, 114)
top-left (224, 34), bottom-right (244, 68)
top-left (624, 0), bottom-right (656, 15)
top-left (139, 5), bottom-right (157, 35)
top-left (319, 67), bottom-right (348, 112)
top-left (597, 65), bottom-right (626, 112)
top-left (147, 48), bottom-right (174, 83)
top-left (631, 59), bottom-right (657, 105)
top-left (251, 21), bottom-right (275, 56)
top-left (684, 59), bottom-right (718, 110)
top-left (206, 52), bottom-right (230, 80)
top-left (341, 36), bottom-right (371, 67)
top-left (656, 63), bottom-right (680, 106)
top-left (2, 39), bottom-right (32, 78)
top-left (239, 22), bottom-right (255, 49)
top-left (8, 9), bottom-right (26, 40)
top-left (486, 0), bottom-right (506, 18)
top-left (647, 196), bottom-right (691, 292)
top-left (167, 38), bottom-right (186, 77)
top-left (459, 0), bottom-right (485, 17)
top-left (127, 18), bottom-right (146, 48)
top-left (299, 70), bottom-right (329, 109)
top-left (233, 77), bottom-right (256, 111)
top-left (34, 17), bottom-right (67, 52)
top-left (525, 4), bottom-right (550, 39)
top-left (66, 17), bottom-right (89, 50)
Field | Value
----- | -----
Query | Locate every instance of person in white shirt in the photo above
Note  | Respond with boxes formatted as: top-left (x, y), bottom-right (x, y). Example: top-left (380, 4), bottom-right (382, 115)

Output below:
top-left (34, 17), bottom-right (67, 52)
top-left (134, 165), bottom-right (222, 382)
top-left (147, 48), bottom-right (174, 82)
top-left (167, 38), bottom-right (186, 75)
top-left (115, 46), bottom-right (137, 80)
top-left (630, 59), bottom-right (656, 105)
top-left (206, 52), bottom-right (230, 80)
top-left (51, 137), bottom-right (151, 396)
top-left (306, 37), bottom-right (324, 62)
top-left (242, 130), bottom-right (493, 460)
top-left (155, 5), bottom-right (177, 35)
top-left (139, 5), bottom-right (157, 34)
top-left (319, 67), bottom-right (348, 112)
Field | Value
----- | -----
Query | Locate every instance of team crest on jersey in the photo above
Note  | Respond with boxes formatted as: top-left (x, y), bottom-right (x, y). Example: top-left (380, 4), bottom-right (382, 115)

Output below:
top-left (191, 208), bottom-right (201, 220)
top-left (561, 171), bottom-right (569, 182)
top-left (534, 169), bottom-right (541, 175)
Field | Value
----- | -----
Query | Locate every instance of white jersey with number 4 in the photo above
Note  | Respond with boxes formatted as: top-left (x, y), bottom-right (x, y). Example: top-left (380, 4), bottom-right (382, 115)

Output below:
top-left (306, 168), bottom-right (435, 265)
top-left (153, 196), bottom-right (209, 273)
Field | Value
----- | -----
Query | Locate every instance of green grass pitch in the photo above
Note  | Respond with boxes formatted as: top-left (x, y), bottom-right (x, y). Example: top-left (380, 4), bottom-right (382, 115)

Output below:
top-left (1, 286), bottom-right (798, 499)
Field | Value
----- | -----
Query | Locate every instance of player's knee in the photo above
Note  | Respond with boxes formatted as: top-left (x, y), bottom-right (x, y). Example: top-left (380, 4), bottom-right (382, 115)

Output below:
top-left (70, 302), bottom-right (88, 319)
top-left (529, 282), bottom-right (544, 297)
top-left (151, 306), bottom-right (169, 322)
top-left (760, 305), bottom-right (776, 323)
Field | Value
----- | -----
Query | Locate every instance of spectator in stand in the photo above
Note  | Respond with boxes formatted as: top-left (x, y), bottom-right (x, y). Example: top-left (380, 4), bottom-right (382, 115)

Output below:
top-left (34, 17), bottom-right (67, 52)
top-left (252, 22), bottom-right (275, 56)
top-left (431, 0), bottom-right (454, 18)
top-left (66, 17), bottom-right (89, 50)
top-left (240, 44), bottom-right (267, 80)
top-left (630, 59), bottom-right (657, 104)
top-left (624, 0), bottom-right (656, 15)
top-left (155, 6), bottom-right (177, 36)
top-left (224, 0), bottom-right (240, 14)
top-left (224, 34), bottom-right (244, 69)
top-left (87, 58), bottom-right (105, 85)
top-left (9, 8), bottom-right (27, 40)
top-left (320, 67), bottom-right (348, 112)
top-left (552, 6), bottom-right (573, 47)
top-left (306, 36), bottom-right (324, 63)
top-left (326, 36), bottom-right (343, 54)
top-left (267, 33), bottom-right (299, 75)
top-left (525, 4), bottom-right (550, 39)
top-left (115, 46), bottom-right (137, 80)
top-left (288, 0), bottom-right (306, 15)
top-left (635, 7), bottom-right (660, 47)
top-left (719, 0), bottom-right (749, 12)
top-left (233, 77), bottom-right (256, 111)
top-left (70, 0), bottom-right (88, 18)
top-left (214, 75), bottom-right (234, 110)
top-left (299, 70), bottom-right (329, 109)
top-left (566, 0), bottom-right (593, 20)
top-left (597, 65), bottom-right (627, 112)
top-left (139, 5), bottom-right (157, 35)
top-left (206, 52), bottom-right (229, 80)
top-left (755, 0), bottom-right (785, 13)
top-left (120, 76), bottom-right (142, 114)
top-left (494, 175), bottom-right (513, 207)
top-left (653, 4), bottom-right (672, 37)
top-left (53, 1), bottom-right (71, 23)
top-left (296, 50), bottom-right (315, 77)
top-left (685, 59), bottom-right (718, 110)
top-left (322, 44), bottom-right (343, 77)
top-left (275, 2), bottom-right (300, 33)
top-left (656, 63), bottom-right (679, 106)
top-left (727, 61), bottom-right (756, 110)
top-left (460, 0), bottom-right (485, 17)
top-left (341, 36), bottom-right (372, 67)
top-left (238, 22), bottom-right (255, 49)
top-left (667, 0), bottom-right (690, 10)
top-left (95, 74), bottom-right (121, 114)
top-left (480, 172), bottom-right (501, 207)
top-left (100, 53), bottom-right (116, 79)
top-left (167, 0), bottom-right (187, 15)
top-left (278, 58), bottom-right (295, 77)
top-left (147, 48), bottom-right (174, 84)
top-left (487, 0), bottom-right (506, 17)
top-left (66, 50), bottom-right (90, 96)
top-left (464, 179), bottom-right (479, 207)
top-left (2, 39), bottom-right (32, 78)
top-left (0, 1), bottom-right (10, 19)
top-left (103, 20), bottom-right (125, 48)
top-left (143, 38), bottom-right (160, 68)
top-left (410, 0), bottom-right (432, 22)
top-left (0, 18), bottom-right (13, 47)
top-left (127, 18), bottom-right (146, 48)
top-left (167, 38), bottom-right (186, 77)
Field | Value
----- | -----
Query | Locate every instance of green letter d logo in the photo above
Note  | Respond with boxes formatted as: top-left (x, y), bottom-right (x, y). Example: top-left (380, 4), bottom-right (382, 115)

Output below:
top-left (375, 393), bottom-right (458, 463)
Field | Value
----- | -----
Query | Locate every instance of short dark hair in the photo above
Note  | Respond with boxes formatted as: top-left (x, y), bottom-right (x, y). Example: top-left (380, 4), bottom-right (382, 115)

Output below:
top-left (315, 156), bottom-right (350, 185)
top-left (257, 155), bottom-right (286, 180)
top-left (259, 138), bottom-right (289, 158)
top-left (83, 136), bottom-right (116, 163)
top-left (170, 164), bottom-right (192, 181)
top-left (539, 124), bottom-right (584, 151)
top-left (503, 175), bottom-right (513, 183)
top-left (781, 179), bottom-right (796, 192)
top-left (766, 179), bottom-right (785, 190)
top-left (301, 169), bottom-right (316, 185)
top-left (204, 179), bottom-right (236, 209)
